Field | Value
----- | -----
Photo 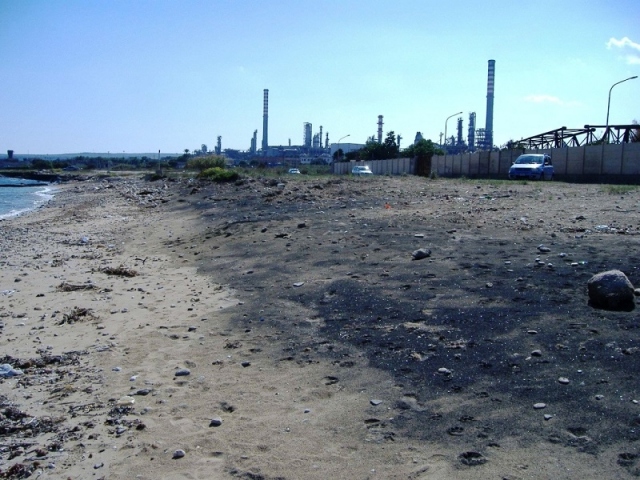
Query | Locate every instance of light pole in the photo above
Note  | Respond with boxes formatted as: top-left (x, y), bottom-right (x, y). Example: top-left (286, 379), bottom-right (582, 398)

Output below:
top-left (337, 134), bottom-right (350, 159)
top-left (601, 75), bottom-right (637, 173)
top-left (444, 111), bottom-right (462, 153)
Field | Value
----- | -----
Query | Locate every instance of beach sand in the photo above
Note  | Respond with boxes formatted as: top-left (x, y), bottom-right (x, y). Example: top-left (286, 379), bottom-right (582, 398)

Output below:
top-left (1, 174), bottom-right (639, 479)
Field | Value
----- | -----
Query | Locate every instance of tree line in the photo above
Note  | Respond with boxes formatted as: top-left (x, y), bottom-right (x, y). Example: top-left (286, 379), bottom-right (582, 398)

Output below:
top-left (333, 131), bottom-right (443, 162)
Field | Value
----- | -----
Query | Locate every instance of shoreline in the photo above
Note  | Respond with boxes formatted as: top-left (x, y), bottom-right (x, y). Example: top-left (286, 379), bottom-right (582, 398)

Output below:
top-left (0, 185), bottom-right (57, 220)
top-left (1, 175), bottom-right (639, 479)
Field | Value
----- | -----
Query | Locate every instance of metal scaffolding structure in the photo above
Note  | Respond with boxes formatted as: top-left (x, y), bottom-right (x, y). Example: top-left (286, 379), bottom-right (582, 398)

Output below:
top-left (518, 125), bottom-right (639, 149)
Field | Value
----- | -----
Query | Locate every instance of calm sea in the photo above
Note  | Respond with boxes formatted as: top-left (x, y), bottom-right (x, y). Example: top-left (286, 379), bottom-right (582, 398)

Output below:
top-left (0, 176), bottom-right (55, 219)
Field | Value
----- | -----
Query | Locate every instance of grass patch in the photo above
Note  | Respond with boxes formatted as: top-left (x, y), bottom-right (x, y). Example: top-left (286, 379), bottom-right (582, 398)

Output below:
top-left (198, 167), bottom-right (240, 182)
top-left (601, 184), bottom-right (639, 195)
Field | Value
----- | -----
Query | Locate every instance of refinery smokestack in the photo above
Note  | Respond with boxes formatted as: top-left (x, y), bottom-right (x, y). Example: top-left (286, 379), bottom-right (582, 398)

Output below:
top-left (484, 60), bottom-right (495, 149)
top-left (262, 89), bottom-right (269, 156)
top-left (377, 115), bottom-right (383, 143)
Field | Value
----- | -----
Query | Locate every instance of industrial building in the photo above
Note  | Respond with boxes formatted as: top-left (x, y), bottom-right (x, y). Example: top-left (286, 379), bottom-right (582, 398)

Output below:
top-left (223, 59), bottom-right (497, 165)
top-left (441, 59), bottom-right (496, 154)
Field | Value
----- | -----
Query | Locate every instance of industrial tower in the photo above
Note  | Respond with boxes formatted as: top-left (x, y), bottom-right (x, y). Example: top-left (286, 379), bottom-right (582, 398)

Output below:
top-left (484, 60), bottom-right (495, 150)
top-left (262, 89), bottom-right (269, 155)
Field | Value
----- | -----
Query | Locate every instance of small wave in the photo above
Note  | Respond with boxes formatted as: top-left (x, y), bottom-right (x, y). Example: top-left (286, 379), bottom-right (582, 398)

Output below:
top-left (0, 186), bottom-right (57, 220)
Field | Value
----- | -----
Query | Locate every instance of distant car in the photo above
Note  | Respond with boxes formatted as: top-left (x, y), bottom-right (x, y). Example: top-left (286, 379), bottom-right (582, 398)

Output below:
top-left (352, 165), bottom-right (373, 176)
top-left (287, 168), bottom-right (301, 174)
top-left (508, 154), bottom-right (553, 180)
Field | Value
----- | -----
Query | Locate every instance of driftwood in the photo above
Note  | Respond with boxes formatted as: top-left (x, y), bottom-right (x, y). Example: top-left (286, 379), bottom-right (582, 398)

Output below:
top-left (100, 265), bottom-right (137, 277)
top-left (56, 282), bottom-right (96, 292)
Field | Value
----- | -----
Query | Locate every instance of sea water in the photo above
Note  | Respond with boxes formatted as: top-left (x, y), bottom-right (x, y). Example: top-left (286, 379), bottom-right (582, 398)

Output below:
top-left (0, 176), bottom-right (55, 219)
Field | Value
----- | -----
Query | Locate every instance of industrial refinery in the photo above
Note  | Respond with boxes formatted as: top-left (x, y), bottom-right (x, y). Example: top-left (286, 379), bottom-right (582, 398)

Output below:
top-left (214, 60), bottom-right (497, 164)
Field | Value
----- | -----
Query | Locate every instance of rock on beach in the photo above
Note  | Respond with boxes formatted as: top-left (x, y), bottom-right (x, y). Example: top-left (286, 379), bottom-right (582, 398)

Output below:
top-left (587, 269), bottom-right (635, 311)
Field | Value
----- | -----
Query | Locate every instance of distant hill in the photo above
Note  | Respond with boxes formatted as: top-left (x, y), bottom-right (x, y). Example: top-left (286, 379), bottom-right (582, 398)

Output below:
top-left (0, 152), bottom-right (181, 161)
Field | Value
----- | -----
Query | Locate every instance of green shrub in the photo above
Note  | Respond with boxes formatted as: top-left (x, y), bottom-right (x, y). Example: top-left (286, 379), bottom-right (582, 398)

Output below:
top-left (602, 185), bottom-right (638, 195)
top-left (198, 167), bottom-right (240, 182)
top-left (187, 155), bottom-right (226, 172)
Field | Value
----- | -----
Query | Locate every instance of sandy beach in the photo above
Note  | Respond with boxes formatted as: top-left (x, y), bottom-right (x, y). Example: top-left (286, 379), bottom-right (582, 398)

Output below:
top-left (1, 173), bottom-right (640, 479)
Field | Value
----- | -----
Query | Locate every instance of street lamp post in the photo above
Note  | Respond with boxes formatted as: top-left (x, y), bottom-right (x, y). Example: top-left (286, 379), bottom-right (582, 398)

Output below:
top-left (444, 111), bottom-right (462, 154)
top-left (601, 75), bottom-right (638, 174)
top-left (337, 134), bottom-right (351, 159)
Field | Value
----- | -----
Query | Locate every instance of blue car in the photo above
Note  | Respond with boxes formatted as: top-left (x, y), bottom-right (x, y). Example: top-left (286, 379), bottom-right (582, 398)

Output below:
top-left (508, 154), bottom-right (554, 180)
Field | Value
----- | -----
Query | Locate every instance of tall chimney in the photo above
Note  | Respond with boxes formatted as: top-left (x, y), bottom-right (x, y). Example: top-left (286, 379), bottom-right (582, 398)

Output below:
top-left (262, 89), bottom-right (269, 156)
top-left (377, 115), bottom-right (383, 143)
top-left (485, 60), bottom-right (495, 149)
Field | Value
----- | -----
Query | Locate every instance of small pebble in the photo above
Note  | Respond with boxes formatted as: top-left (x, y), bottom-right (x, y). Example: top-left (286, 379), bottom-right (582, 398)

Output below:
top-left (437, 367), bottom-right (452, 375)
top-left (175, 369), bottom-right (191, 377)
top-left (558, 377), bottom-right (570, 384)
top-left (544, 414), bottom-right (553, 421)
top-left (595, 394), bottom-right (604, 401)
top-left (533, 403), bottom-right (547, 409)
top-left (173, 449), bottom-right (186, 459)
top-left (241, 361), bottom-right (251, 368)
top-left (531, 350), bottom-right (542, 357)
top-left (370, 399), bottom-right (383, 406)
top-left (209, 417), bottom-right (223, 427)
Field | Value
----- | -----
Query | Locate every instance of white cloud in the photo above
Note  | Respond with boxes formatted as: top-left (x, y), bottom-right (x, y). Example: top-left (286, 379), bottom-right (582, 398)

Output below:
top-left (607, 37), bottom-right (640, 51)
top-left (626, 55), bottom-right (640, 65)
top-left (606, 37), bottom-right (640, 65)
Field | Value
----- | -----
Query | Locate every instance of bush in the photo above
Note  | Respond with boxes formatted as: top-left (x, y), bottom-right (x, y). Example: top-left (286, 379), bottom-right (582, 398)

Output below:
top-left (198, 167), bottom-right (240, 182)
top-left (187, 155), bottom-right (226, 172)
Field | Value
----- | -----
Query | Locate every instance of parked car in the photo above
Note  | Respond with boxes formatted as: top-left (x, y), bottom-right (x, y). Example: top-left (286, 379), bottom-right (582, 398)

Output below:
top-left (352, 165), bottom-right (373, 176)
top-left (287, 168), bottom-right (301, 174)
top-left (508, 154), bottom-right (553, 180)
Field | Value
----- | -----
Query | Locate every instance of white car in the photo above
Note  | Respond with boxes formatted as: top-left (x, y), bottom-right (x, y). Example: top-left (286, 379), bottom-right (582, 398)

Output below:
top-left (352, 166), bottom-right (373, 176)
top-left (508, 154), bottom-right (554, 180)
top-left (287, 168), bottom-right (301, 174)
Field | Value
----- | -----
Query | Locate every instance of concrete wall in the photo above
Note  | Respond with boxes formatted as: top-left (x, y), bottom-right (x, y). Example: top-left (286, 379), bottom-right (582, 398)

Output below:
top-left (332, 158), bottom-right (415, 175)
top-left (330, 143), bottom-right (640, 182)
top-left (432, 143), bottom-right (640, 182)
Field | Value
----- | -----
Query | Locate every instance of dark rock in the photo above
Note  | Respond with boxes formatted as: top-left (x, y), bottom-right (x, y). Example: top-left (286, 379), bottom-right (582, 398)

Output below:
top-left (173, 449), bottom-right (186, 459)
top-left (459, 451), bottom-right (487, 466)
top-left (412, 248), bottom-right (431, 260)
top-left (587, 269), bottom-right (635, 311)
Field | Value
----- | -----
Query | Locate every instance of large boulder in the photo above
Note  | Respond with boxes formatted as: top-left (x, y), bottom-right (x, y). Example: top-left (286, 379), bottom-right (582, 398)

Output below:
top-left (587, 269), bottom-right (635, 311)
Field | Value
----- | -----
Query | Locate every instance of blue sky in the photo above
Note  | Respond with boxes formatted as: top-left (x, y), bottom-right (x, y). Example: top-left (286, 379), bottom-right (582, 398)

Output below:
top-left (1, 0), bottom-right (639, 154)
